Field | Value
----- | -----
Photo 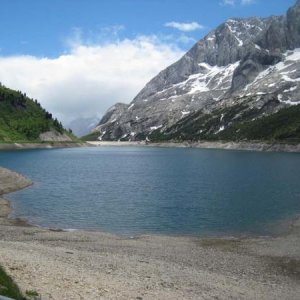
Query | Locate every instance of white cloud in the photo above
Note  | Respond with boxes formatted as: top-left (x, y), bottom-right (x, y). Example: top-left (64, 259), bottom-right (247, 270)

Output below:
top-left (65, 25), bottom-right (126, 48)
top-left (0, 36), bottom-right (183, 125)
top-left (221, 0), bottom-right (256, 6)
top-left (164, 21), bottom-right (204, 32)
top-left (221, 0), bottom-right (236, 6)
top-left (241, 0), bottom-right (255, 4)
top-left (176, 34), bottom-right (197, 44)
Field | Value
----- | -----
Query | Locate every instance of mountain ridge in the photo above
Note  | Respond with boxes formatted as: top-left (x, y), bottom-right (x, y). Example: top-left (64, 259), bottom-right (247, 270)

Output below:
top-left (91, 0), bottom-right (300, 142)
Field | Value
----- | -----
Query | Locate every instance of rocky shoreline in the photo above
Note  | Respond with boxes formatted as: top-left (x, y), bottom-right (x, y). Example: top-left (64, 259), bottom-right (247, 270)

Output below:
top-left (88, 140), bottom-right (300, 153)
top-left (0, 142), bottom-right (89, 151)
top-left (1, 140), bottom-right (299, 153)
top-left (0, 167), bottom-right (33, 227)
top-left (0, 167), bottom-right (300, 299)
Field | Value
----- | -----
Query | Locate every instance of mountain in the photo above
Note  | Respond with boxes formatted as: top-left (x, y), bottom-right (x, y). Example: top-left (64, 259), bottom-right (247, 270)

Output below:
top-left (92, 0), bottom-right (300, 143)
top-left (67, 116), bottom-right (100, 138)
top-left (0, 84), bottom-right (74, 142)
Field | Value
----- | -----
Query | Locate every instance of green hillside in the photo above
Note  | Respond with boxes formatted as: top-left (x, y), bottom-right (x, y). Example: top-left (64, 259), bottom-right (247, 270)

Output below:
top-left (81, 131), bottom-right (101, 141)
top-left (0, 84), bottom-right (73, 142)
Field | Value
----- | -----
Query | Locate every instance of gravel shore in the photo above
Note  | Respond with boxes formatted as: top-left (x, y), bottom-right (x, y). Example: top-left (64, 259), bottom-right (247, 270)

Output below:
top-left (0, 142), bottom-right (88, 151)
top-left (0, 167), bottom-right (32, 226)
top-left (87, 141), bottom-right (300, 153)
top-left (0, 167), bottom-right (299, 299)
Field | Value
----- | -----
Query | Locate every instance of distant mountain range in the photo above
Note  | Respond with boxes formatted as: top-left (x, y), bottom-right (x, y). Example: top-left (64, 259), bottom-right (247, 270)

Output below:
top-left (67, 116), bottom-right (100, 138)
top-left (91, 0), bottom-right (300, 143)
top-left (0, 84), bottom-right (75, 142)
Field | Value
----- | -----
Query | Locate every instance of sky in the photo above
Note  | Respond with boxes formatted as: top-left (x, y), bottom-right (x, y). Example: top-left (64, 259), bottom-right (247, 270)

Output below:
top-left (0, 0), bottom-right (296, 125)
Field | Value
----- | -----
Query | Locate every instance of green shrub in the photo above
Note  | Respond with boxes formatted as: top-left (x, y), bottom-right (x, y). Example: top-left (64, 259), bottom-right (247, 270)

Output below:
top-left (0, 266), bottom-right (25, 299)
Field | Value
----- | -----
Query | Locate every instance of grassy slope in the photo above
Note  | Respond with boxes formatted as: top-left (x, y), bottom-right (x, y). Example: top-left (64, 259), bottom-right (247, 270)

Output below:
top-left (0, 84), bottom-right (76, 143)
top-left (80, 131), bottom-right (100, 141)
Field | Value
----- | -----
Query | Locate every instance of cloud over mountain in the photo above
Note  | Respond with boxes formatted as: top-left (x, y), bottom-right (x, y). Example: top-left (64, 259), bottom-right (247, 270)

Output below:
top-left (0, 36), bottom-right (183, 124)
top-left (164, 21), bottom-right (204, 32)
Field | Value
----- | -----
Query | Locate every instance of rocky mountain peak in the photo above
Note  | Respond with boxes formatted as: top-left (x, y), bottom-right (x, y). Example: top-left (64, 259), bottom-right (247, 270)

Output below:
top-left (92, 1), bottom-right (300, 142)
top-left (287, 0), bottom-right (300, 49)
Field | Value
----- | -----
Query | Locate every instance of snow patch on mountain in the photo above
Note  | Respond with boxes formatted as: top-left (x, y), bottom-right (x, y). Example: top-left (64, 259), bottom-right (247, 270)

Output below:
top-left (93, 1), bottom-right (300, 141)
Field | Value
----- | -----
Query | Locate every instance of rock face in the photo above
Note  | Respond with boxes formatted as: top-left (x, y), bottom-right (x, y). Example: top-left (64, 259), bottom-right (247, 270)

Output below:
top-left (94, 0), bottom-right (300, 141)
top-left (39, 131), bottom-right (73, 142)
top-left (0, 167), bottom-right (32, 195)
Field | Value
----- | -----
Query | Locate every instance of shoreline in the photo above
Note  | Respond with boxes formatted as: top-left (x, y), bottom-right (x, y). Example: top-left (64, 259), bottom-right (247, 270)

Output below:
top-left (1, 140), bottom-right (299, 153)
top-left (87, 140), bottom-right (300, 153)
top-left (1, 163), bottom-right (299, 241)
top-left (0, 142), bottom-right (90, 151)
top-left (0, 167), bottom-right (33, 227)
top-left (0, 167), bottom-right (300, 299)
top-left (0, 198), bottom-right (32, 227)
top-left (2, 197), bottom-right (299, 240)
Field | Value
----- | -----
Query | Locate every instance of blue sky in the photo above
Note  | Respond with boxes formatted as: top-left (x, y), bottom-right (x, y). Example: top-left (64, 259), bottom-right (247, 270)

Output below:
top-left (0, 0), bottom-right (297, 125)
top-left (0, 0), bottom-right (295, 57)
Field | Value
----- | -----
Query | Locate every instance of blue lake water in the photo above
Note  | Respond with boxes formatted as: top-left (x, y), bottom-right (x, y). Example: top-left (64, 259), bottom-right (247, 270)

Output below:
top-left (0, 147), bottom-right (300, 236)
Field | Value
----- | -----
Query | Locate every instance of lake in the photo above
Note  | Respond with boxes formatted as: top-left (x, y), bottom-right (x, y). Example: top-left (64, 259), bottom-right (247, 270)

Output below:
top-left (1, 146), bottom-right (300, 236)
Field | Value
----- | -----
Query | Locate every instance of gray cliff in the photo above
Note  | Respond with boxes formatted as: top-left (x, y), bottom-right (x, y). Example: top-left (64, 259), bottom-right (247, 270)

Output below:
top-left (93, 0), bottom-right (300, 141)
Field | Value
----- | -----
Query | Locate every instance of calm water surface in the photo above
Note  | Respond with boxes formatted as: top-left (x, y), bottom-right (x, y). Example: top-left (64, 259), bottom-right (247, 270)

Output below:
top-left (0, 147), bottom-right (300, 236)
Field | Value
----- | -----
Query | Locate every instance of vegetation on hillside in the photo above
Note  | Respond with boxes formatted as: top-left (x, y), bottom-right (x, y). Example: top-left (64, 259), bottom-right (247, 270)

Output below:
top-left (216, 104), bottom-right (300, 142)
top-left (149, 103), bottom-right (300, 144)
top-left (80, 131), bottom-right (100, 141)
top-left (0, 83), bottom-right (74, 142)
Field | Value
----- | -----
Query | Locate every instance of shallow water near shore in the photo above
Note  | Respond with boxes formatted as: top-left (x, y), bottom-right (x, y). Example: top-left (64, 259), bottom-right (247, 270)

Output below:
top-left (1, 146), bottom-right (300, 236)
